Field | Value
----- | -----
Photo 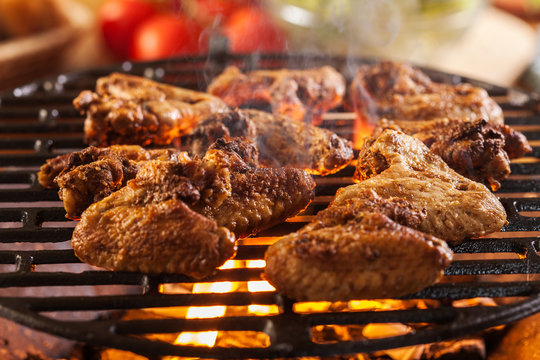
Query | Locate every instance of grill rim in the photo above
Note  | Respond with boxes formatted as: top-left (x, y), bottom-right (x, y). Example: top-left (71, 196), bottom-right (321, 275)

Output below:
top-left (2, 294), bottom-right (540, 358)
top-left (1, 52), bottom-right (540, 358)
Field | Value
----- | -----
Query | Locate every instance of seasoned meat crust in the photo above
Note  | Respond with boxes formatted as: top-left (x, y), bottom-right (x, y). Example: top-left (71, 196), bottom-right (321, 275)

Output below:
top-left (74, 72), bottom-right (229, 147)
top-left (186, 109), bottom-right (354, 176)
top-left (38, 152), bottom-right (71, 189)
top-left (72, 195), bottom-right (236, 279)
top-left (72, 139), bottom-right (315, 276)
top-left (305, 189), bottom-right (427, 231)
top-left (373, 118), bottom-right (515, 190)
top-left (38, 145), bottom-right (188, 219)
top-left (349, 61), bottom-right (504, 125)
top-left (187, 147), bottom-right (316, 237)
top-left (349, 61), bottom-right (531, 189)
top-left (350, 130), bottom-right (507, 245)
top-left (207, 66), bottom-right (345, 124)
top-left (39, 145), bottom-right (185, 188)
top-left (264, 190), bottom-right (452, 301)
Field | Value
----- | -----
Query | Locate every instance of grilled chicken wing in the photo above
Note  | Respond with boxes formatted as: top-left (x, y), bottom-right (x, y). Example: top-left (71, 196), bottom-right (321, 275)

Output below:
top-left (348, 61), bottom-right (504, 125)
top-left (187, 140), bottom-right (316, 237)
top-left (264, 189), bottom-right (453, 301)
top-left (74, 72), bottom-right (229, 147)
top-left (72, 191), bottom-right (236, 279)
top-left (207, 66), bottom-right (345, 124)
top-left (38, 152), bottom-right (72, 189)
top-left (72, 138), bottom-right (315, 276)
top-left (373, 118), bottom-right (516, 190)
top-left (38, 145), bottom-right (185, 188)
top-left (349, 130), bottom-right (507, 245)
top-left (349, 61), bottom-right (531, 189)
top-left (186, 109), bottom-right (354, 175)
top-left (38, 145), bottom-right (188, 220)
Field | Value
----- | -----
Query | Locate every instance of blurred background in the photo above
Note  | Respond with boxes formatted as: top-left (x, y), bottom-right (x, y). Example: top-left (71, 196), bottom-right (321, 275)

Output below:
top-left (1, 0), bottom-right (540, 92)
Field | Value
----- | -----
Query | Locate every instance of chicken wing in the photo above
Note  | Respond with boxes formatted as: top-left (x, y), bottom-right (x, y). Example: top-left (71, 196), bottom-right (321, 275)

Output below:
top-left (74, 72), bottom-right (229, 147)
top-left (350, 130), bottom-right (507, 245)
top-left (72, 193), bottom-right (236, 279)
top-left (207, 66), bottom-right (345, 124)
top-left (38, 145), bottom-right (185, 188)
top-left (349, 61), bottom-right (531, 189)
top-left (373, 118), bottom-right (515, 190)
top-left (72, 138), bottom-right (315, 276)
top-left (264, 189), bottom-right (453, 301)
top-left (38, 145), bottom-right (188, 220)
top-left (348, 61), bottom-right (504, 125)
top-left (186, 142), bottom-right (317, 237)
top-left (186, 109), bottom-right (354, 175)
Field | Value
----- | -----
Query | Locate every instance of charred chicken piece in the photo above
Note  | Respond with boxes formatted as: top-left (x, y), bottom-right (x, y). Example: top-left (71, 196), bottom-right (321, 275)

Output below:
top-left (74, 72), bottom-right (229, 147)
top-left (186, 109), bottom-right (354, 176)
top-left (349, 61), bottom-right (531, 189)
top-left (73, 139), bottom-right (315, 277)
top-left (72, 139), bottom-right (315, 276)
top-left (264, 189), bottom-right (453, 301)
top-left (38, 152), bottom-right (72, 189)
top-left (349, 130), bottom-right (507, 245)
top-left (373, 118), bottom-right (518, 190)
top-left (348, 61), bottom-right (504, 125)
top-left (207, 66), bottom-right (345, 124)
top-left (38, 145), bottom-right (189, 219)
top-left (72, 191), bottom-right (236, 279)
top-left (187, 142), bottom-right (316, 237)
top-left (38, 145), bottom-right (185, 188)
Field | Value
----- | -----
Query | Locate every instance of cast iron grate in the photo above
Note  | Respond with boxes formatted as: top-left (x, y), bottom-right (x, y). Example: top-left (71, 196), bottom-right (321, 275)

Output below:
top-left (1, 53), bottom-right (540, 358)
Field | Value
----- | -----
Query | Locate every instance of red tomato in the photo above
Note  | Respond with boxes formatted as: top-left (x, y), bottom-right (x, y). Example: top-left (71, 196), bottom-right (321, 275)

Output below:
top-left (195, 0), bottom-right (244, 23)
top-left (129, 14), bottom-right (208, 61)
top-left (179, 0), bottom-right (247, 27)
top-left (223, 6), bottom-right (288, 53)
top-left (98, 0), bottom-right (156, 59)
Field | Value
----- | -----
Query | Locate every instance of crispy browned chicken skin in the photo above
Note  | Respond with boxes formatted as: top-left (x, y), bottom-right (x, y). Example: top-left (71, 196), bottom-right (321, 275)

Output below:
top-left (74, 72), bottom-right (229, 147)
top-left (72, 140), bottom-right (315, 277)
top-left (207, 66), bottom-right (345, 124)
top-left (349, 61), bottom-right (531, 189)
top-left (72, 139), bottom-right (315, 276)
top-left (72, 189), bottom-right (236, 279)
top-left (350, 130), bottom-right (507, 245)
top-left (349, 61), bottom-right (504, 125)
top-left (265, 189), bottom-right (453, 301)
top-left (38, 145), bottom-right (188, 219)
top-left (373, 118), bottom-right (520, 190)
top-left (187, 141), bottom-right (316, 237)
top-left (186, 109), bottom-right (354, 175)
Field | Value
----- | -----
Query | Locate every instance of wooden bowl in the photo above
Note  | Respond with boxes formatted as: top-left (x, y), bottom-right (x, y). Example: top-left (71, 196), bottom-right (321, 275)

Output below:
top-left (0, 0), bottom-right (93, 91)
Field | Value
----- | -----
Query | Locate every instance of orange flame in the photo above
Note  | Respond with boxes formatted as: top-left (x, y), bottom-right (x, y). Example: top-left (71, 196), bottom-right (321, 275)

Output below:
top-left (171, 261), bottom-right (237, 351)
top-left (158, 258), bottom-right (492, 359)
top-left (353, 114), bottom-right (375, 149)
top-left (166, 259), bottom-right (278, 356)
top-left (246, 260), bottom-right (278, 315)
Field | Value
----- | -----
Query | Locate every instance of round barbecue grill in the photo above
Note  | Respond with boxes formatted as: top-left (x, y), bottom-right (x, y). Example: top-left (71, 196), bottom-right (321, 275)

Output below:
top-left (1, 53), bottom-right (540, 358)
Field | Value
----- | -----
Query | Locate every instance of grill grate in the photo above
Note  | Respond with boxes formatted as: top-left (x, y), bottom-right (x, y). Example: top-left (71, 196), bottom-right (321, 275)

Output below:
top-left (1, 53), bottom-right (540, 358)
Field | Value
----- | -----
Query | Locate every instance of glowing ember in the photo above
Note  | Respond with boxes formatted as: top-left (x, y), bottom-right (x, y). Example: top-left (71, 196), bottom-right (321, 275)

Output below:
top-left (174, 281), bottom-right (234, 347)
top-left (363, 323), bottom-right (425, 360)
top-left (171, 261), bottom-right (238, 349)
top-left (158, 257), bottom-right (492, 360)
top-left (166, 259), bottom-right (279, 353)
top-left (245, 260), bottom-right (266, 268)
top-left (246, 260), bottom-right (278, 315)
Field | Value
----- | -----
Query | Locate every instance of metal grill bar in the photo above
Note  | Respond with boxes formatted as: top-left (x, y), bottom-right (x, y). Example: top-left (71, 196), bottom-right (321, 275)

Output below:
top-left (1, 53), bottom-right (540, 358)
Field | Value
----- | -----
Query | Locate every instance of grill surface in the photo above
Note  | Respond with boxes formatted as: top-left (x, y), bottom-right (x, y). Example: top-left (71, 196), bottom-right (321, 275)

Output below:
top-left (1, 53), bottom-right (540, 358)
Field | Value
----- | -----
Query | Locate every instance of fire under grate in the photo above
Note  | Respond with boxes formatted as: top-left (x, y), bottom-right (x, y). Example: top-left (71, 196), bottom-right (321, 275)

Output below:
top-left (1, 53), bottom-right (540, 358)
